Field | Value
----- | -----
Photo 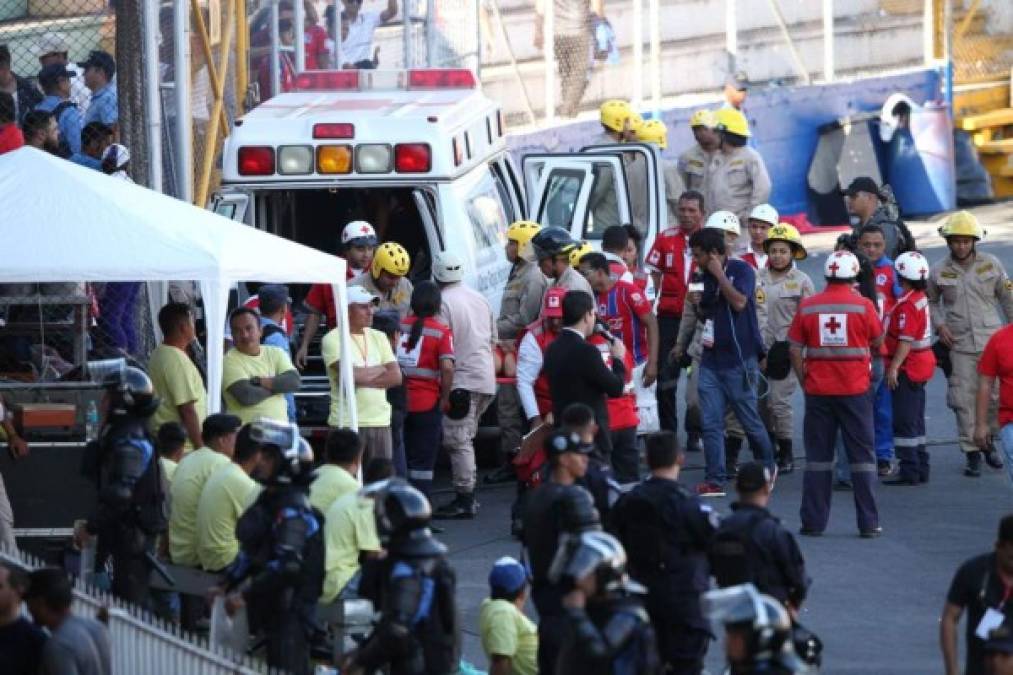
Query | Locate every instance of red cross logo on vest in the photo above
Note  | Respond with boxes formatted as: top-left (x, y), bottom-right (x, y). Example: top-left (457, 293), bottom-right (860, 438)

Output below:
top-left (818, 313), bottom-right (848, 346)
top-left (824, 316), bottom-right (842, 334)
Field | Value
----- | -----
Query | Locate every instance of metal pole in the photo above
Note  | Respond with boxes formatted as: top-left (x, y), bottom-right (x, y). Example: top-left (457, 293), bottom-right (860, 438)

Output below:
top-left (766, 0), bottom-right (812, 85)
top-left (270, 0), bottom-right (281, 97)
top-left (822, 0), bottom-right (834, 82)
top-left (143, 0), bottom-right (162, 192)
top-left (173, 0), bottom-right (192, 203)
top-left (649, 0), bottom-right (660, 116)
top-left (632, 0), bottom-right (642, 108)
top-left (425, 0), bottom-right (436, 66)
top-left (402, 0), bottom-right (412, 68)
top-left (942, 0), bottom-right (952, 107)
top-left (544, 0), bottom-right (555, 124)
top-left (331, 0), bottom-right (342, 67)
top-left (725, 0), bottom-right (736, 74)
top-left (922, 0), bottom-right (934, 65)
top-left (474, 0), bottom-right (481, 78)
top-left (294, 0), bottom-right (306, 71)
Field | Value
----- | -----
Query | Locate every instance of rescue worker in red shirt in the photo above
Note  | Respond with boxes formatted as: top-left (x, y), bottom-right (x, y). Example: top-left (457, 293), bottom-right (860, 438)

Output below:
top-left (516, 288), bottom-right (568, 429)
top-left (588, 327), bottom-right (639, 483)
top-left (601, 225), bottom-right (636, 284)
top-left (883, 252), bottom-right (936, 486)
top-left (398, 281), bottom-right (455, 497)
top-left (295, 220), bottom-right (378, 368)
top-left (646, 190), bottom-right (705, 440)
top-left (741, 204), bottom-right (777, 270)
top-left (788, 250), bottom-right (883, 538)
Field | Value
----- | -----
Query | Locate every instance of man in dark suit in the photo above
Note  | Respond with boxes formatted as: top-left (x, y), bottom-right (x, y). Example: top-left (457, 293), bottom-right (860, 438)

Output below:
top-left (544, 291), bottom-right (627, 456)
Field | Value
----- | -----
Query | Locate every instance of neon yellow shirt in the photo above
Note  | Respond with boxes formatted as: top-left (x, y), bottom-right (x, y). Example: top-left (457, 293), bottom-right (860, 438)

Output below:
top-left (309, 464), bottom-right (359, 514)
top-left (196, 462), bottom-right (261, 571)
top-left (222, 345), bottom-right (295, 424)
top-left (320, 327), bottom-right (395, 428)
top-left (147, 344), bottom-right (207, 447)
top-left (479, 599), bottom-right (538, 675)
top-left (168, 447), bottom-right (230, 566)
top-left (322, 493), bottom-right (380, 603)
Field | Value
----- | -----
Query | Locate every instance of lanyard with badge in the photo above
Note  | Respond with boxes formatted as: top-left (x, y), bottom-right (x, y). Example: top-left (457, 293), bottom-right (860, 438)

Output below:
top-left (976, 569), bottom-right (1013, 640)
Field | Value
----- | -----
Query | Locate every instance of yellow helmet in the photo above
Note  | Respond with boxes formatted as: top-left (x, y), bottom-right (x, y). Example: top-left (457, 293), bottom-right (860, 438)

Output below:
top-left (507, 220), bottom-right (542, 247)
top-left (636, 119), bottom-right (668, 149)
top-left (689, 109), bottom-right (717, 128)
top-left (938, 210), bottom-right (985, 241)
top-left (714, 107), bottom-right (750, 137)
top-left (371, 241), bottom-right (411, 277)
top-left (600, 99), bottom-right (640, 134)
top-left (569, 240), bottom-right (595, 267)
top-left (763, 223), bottom-right (807, 260)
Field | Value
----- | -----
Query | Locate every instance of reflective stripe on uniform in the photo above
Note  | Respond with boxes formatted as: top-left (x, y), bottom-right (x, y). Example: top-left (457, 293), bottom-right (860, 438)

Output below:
top-left (409, 469), bottom-right (434, 480)
top-left (805, 346), bottom-right (869, 359)
top-left (914, 297), bottom-right (928, 310)
top-left (403, 367), bottom-right (440, 379)
top-left (849, 462), bottom-right (878, 473)
top-left (421, 327), bottom-right (445, 339)
top-left (801, 303), bottom-right (866, 316)
top-left (894, 436), bottom-right (926, 447)
top-left (911, 338), bottom-right (932, 349)
top-left (804, 461), bottom-right (834, 471)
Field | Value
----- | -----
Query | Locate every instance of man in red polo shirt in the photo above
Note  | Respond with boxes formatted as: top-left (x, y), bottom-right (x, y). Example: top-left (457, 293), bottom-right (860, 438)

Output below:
top-left (646, 190), bottom-right (705, 438)
top-left (788, 250), bottom-right (883, 538)
top-left (975, 324), bottom-right (1013, 488)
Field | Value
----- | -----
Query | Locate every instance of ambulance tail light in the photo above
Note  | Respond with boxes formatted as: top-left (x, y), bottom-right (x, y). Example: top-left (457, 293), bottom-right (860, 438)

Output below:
top-left (356, 144), bottom-right (393, 173)
top-left (238, 146), bottom-right (275, 176)
top-left (407, 68), bottom-right (476, 89)
top-left (313, 123), bottom-right (355, 139)
top-left (317, 145), bottom-right (353, 174)
top-left (278, 146), bottom-right (314, 175)
top-left (394, 143), bottom-right (432, 173)
top-left (293, 70), bottom-right (360, 91)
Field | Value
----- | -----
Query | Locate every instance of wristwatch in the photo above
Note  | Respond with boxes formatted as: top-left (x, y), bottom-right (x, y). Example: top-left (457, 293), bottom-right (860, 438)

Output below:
top-left (250, 376), bottom-right (262, 387)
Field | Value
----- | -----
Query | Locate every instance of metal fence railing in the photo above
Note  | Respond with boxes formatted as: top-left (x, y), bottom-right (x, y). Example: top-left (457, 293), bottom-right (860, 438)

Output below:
top-left (0, 548), bottom-right (280, 674)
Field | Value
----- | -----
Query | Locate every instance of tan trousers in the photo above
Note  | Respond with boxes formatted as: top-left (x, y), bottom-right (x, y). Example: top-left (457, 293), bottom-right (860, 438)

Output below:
top-left (359, 426), bottom-right (392, 465)
top-left (443, 392), bottom-right (494, 492)
top-left (948, 351), bottom-right (998, 453)
top-left (760, 375), bottom-right (797, 440)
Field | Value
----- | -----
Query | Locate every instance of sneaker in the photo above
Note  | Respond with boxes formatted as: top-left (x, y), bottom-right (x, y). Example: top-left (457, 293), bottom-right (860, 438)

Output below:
top-left (859, 527), bottom-right (883, 539)
top-left (433, 493), bottom-right (479, 519)
top-left (686, 434), bottom-right (703, 453)
top-left (984, 447), bottom-right (1005, 470)
top-left (798, 527), bottom-right (823, 537)
top-left (695, 482), bottom-right (726, 498)
top-left (877, 460), bottom-right (893, 477)
top-left (965, 451), bottom-right (983, 478)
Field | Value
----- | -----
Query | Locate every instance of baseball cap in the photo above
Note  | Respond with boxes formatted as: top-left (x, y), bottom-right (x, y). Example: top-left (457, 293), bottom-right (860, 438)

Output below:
top-left (842, 176), bottom-right (882, 198)
top-left (726, 71), bottom-right (749, 91)
top-left (544, 429), bottom-right (594, 457)
top-left (347, 285), bottom-right (379, 306)
top-left (735, 461), bottom-right (772, 493)
top-left (257, 284), bottom-right (291, 314)
top-left (102, 143), bottom-right (130, 169)
top-left (542, 287), bottom-right (566, 318)
top-left (37, 63), bottom-right (74, 88)
top-left (36, 32), bottom-right (70, 58)
top-left (489, 556), bottom-right (529, 595)
top-left (78, 50), bottom-right (116, 79)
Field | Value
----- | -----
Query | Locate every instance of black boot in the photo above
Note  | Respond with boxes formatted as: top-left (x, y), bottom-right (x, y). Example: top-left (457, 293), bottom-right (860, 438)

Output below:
top-left (686, 433), bottom-right (703, 453)
top-left (725, 436), bottom-right (743, 478)
top-left (985, 441), bottom-right (1004, 470)
top-left (433, 492), bottom-right (479, 519)
top-left (776, 439), bottom-right (794, 474)
top-left (965, 451), bottom-right (983, 478)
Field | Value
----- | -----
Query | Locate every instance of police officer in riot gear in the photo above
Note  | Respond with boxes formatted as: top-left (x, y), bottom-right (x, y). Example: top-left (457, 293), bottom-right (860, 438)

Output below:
top-left (703, 584), bottom-right (809, 675)
top-left (80, 359), bottom-right (166, 606)
top-left (610, 431), bottom-right (719, 675)
top-left (220, 418), bottom-right (324, 675)
top-left (551, 530), bottom-right (661, 675)
top-left (344, 478), bottom-right (460, 675)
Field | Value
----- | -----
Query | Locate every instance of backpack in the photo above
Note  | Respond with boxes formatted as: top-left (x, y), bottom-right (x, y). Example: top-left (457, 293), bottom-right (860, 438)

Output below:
top-left (611, 607), bottom-right (661, 675)
top-left (51, 100), bottom-right (76, 159)
top-left (260, 322), bottom-right (285, 344)
top-left (398, 558), bottom-right (460, 674)
top-left (709, 509), bottom-right (772, 589)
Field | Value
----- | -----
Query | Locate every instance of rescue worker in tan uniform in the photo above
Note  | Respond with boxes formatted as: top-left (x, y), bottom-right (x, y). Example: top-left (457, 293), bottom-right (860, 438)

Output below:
top-left (491, 221), bottom-right (549, 480)
top-left (678, 109), bottom-right (719, 196)
top-left (589, 100), bottom-right (641, 232)
top-left (349, 241), bottom-right (413, 317)
top-left (707, 108), bottom-right (771, 231)
top-left (635, 119), bottom-right (685, 229)
top-left (927, 211), bottom-right (1013, 476)
top-left (756, 224), bottom-right (815, 474)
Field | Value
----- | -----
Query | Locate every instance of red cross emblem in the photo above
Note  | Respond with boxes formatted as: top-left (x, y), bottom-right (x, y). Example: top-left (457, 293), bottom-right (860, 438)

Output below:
top-left (823, 315), bottom-right (842, 334)
top-left (360, 225), bottom-right (371, 234)
top-left (827, 261), bottom-right (840, 276)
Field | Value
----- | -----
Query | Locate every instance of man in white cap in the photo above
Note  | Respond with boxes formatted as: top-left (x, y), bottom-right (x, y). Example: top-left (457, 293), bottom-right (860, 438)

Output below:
top-left (36, 32), bottom-right (89, 114)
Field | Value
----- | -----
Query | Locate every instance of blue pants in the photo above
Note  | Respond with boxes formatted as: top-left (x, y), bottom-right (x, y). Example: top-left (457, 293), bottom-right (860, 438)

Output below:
top-left (610, 426), bottom-right (640, 483)
top-left (99, 282), bottom-right (141, 354)
top-left (999, 424), bottom-right (1013, 487)
top-left (404, 405), bottom-right (442, 497)
top-left (699, 359), bottom-right (773, 486)
top-left (874, 374), bottom-right (894, 461)
top-left (836, 359), bottom-right (883, 482)
top-left (892, 373), bottom-right (928, 482)
top-left (802, 393), bottom-right (879, 533)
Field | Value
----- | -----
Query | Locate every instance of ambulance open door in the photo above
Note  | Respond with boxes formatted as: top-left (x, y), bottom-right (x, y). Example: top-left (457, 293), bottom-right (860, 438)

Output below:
top-left (520, 154), bottom-right (630, 243)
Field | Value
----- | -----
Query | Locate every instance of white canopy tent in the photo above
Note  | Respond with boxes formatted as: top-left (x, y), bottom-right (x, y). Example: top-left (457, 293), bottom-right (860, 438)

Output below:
top-left (0, 147), bottom-right (356, 426)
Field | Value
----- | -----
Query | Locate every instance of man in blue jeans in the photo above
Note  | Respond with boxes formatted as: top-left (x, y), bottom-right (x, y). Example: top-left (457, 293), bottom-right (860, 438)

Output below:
top-left (688, 226), bottom-right (773, 497)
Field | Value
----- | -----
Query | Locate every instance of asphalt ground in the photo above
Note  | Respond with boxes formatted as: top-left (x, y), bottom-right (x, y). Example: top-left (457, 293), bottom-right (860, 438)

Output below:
top-left (431, 202), bottom-right (1013, 674)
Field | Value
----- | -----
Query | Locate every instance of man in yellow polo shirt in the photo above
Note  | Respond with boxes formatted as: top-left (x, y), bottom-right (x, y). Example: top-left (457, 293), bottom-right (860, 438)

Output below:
top-left (322, 458), bottom-right (393, 603)
top-left (196, 425), bottom-right (263, 572)
top-left (321, 286), bottom-right (401, 463)
top-left (222, 307), bottom-right (301, 425)
top-left (156, 421), bottom-right (186, 484)
top-left (480, 556), bottom-right (538, 675)
top-left (309, 428), bottom-right (362, 514)
top-left (168, 414), bottom-right (241, 567)
top-left (148, 302), bottom-right (206, 448)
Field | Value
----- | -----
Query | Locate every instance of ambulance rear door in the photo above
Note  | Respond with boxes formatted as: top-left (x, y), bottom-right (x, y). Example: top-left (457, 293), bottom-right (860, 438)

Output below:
top-left (520, 153), bottom-right (630, 242)
top-left (210, 190), bottom-right (251, 225)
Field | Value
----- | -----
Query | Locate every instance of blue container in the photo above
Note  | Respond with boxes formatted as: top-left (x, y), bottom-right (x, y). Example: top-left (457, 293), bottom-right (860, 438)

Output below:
top-left (882, 102), bottom-right (956, 217)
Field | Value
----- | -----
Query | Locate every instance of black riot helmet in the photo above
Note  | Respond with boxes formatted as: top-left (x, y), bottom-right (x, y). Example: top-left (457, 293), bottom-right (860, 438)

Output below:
top-left (362, 478), bottom-right (447, 557)
top-left (89, 358), bottom-right (159, 418)
top-left (250, 417), bottom-right (313, 484)
top-left (548, 530), bottom-right (630, 595)
top-left (530, 226), bottom-right (577, 260)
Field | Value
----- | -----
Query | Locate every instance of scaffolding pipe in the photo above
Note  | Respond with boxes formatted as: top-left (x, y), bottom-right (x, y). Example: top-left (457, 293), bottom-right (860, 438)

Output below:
top-left (173, 0), bottom-right (192, 203)
top-left (543, 0), bottom-right (554, 124)
top-left (822, 0), bottom-right (834, 82)
top-left (294, 0), bottom-right (306, 72)
top-left (648, 0), bottom-right (660, 115)
top-left (632, 0), bottom-right (642, 107)
top-left (196, 0), bottom-right (235, 208)
top-left (270, 0), bottom-right (281, 97)
top-left (142, 0), bottom-right (162, 192)
top-left (402, 0), bottom-right (412, 67)
top-left (766, 0), bottom-right (812, 85)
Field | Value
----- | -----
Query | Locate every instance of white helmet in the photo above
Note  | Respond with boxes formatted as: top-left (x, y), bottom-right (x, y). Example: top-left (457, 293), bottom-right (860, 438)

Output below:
top-left (748, 204), bottom-right (778, 227)
top-left (705, 210), bottom-right (741, 235)
top-left (433, 251), bottom-right (465, 283)
top-left (894, 251), bottom-right (930, 282)
top-left (824, 250), bottom-right (860, 280)
top-left (341, 220), bottom-right (378, 247)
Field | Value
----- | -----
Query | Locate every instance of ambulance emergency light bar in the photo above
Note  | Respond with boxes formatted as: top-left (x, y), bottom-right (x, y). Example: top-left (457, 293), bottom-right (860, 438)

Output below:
top-left (292, 68), bottom-right (477, 92)
top-left (238, 142), bottom-right (431, 176)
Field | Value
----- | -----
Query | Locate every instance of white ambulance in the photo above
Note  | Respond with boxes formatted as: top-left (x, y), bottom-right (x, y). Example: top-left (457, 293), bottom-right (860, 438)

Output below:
top-left (213, 68), bottom-right (668, 314)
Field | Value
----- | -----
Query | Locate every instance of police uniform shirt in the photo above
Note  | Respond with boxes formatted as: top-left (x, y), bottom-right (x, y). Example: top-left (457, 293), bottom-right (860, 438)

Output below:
top-left (756, 267), bottom-right (816, 347)
top-left (947, 552), bottom-right (1013, 675)
top-left (927, 252), bottom-right (1013, 353)
top-left (706, 145), bottom-right (771, 226)
top-left (677, 144), bottom-right (710, 193)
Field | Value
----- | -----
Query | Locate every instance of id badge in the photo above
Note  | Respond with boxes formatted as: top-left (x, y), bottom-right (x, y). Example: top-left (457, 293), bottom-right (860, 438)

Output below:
top-left (976, 607), bottom-right (1006, 640)
top-left (702, 319), bottom-right (715, 349)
